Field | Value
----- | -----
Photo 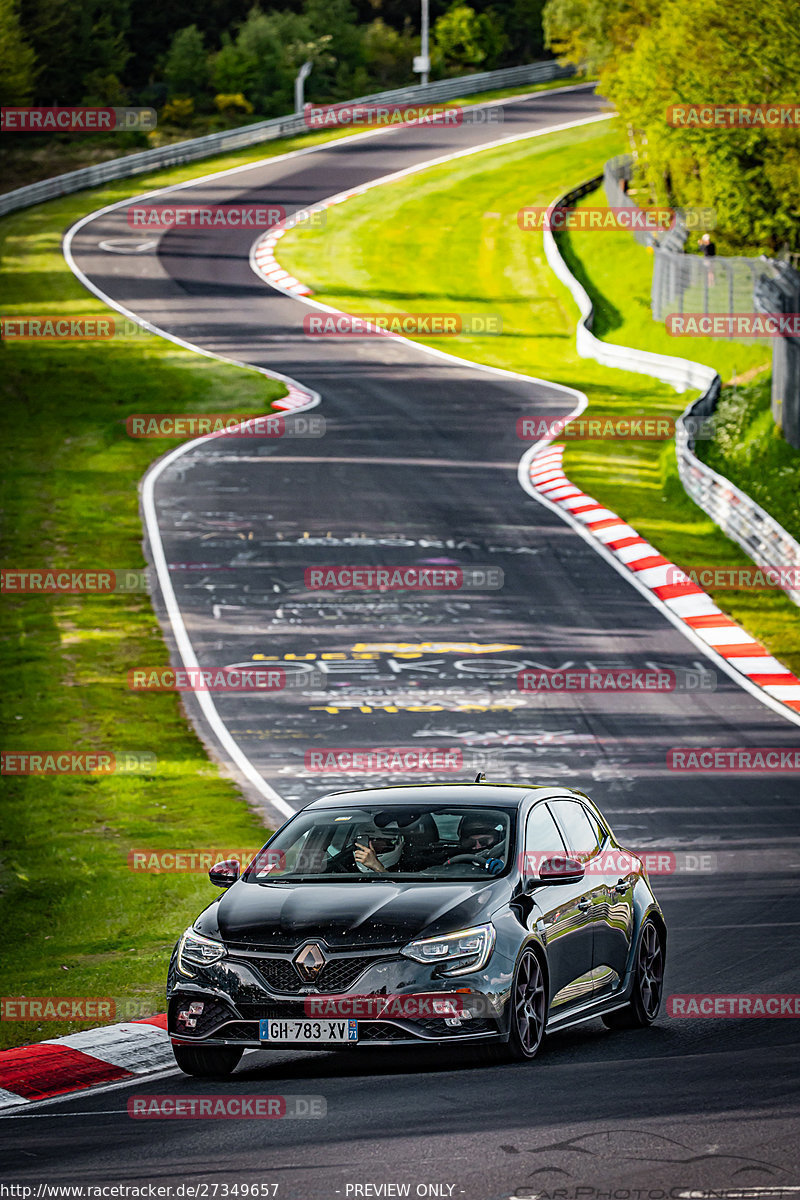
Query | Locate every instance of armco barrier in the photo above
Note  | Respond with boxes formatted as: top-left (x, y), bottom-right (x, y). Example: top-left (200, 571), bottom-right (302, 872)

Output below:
top-left (676, 389), bottom-right (800, 606)
top-left (542, 177), bottom-right (800, 607)
top-left (0, 61), bottom-right (573, 218)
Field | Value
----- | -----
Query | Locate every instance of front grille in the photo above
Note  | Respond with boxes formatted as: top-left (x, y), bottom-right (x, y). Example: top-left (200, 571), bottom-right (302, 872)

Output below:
top-left (247, 954), bottom-right (390, 994)
top-left (238, 1001), bottom-right (307, 1020)
top-left (219, 1021), bottom-right (259, 1041)
top-left (358, 1022), bottom-right (413, 1041)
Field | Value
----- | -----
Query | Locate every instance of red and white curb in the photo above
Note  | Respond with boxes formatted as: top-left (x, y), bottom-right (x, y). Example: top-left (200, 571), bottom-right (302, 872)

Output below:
top-left (0, 1015), bottom-right (171, 1108)
top-left (528, 445), bottom-right (800, 716)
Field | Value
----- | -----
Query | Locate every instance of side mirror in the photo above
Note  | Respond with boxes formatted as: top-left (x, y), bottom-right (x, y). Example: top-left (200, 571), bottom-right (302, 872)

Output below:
top-left (209, 858), bottom-right (240, 889)
top-left (537, 855), bottom-right (585, 884)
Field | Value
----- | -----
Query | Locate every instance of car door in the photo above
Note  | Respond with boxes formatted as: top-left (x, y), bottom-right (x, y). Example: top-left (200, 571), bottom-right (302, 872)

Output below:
top-left (523, 801), bottom-right (596, 1013)
top-left (548, 799), bottom-right (634, 999)
top-left (580, 803), bottom-right (636, 997)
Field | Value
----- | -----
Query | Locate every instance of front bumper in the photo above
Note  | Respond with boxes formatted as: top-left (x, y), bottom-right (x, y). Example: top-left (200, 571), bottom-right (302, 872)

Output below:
top-left (167, 942), bottom-right (509, 1048)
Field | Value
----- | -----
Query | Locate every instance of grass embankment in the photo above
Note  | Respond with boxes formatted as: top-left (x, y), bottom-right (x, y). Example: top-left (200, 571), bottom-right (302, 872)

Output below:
top-left (1, 76), bottom-right (580, 193)
top-left (693, 377), bottom-right (800, 543)
top-left (277, 119), bottom-right (800, 674)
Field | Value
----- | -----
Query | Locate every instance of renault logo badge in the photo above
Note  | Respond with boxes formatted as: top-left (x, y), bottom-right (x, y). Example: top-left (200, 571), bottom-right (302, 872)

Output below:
top-left (293, 942), bottom-right (326, 980)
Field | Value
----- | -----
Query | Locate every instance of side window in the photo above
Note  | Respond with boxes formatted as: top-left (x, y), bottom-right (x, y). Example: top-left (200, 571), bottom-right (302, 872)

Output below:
top-left (549, 799), bottom-right (602, 859)
top-left (524, 803), bottom-right (567, 873)
top-left (581, 805), bottom-right (607, 850)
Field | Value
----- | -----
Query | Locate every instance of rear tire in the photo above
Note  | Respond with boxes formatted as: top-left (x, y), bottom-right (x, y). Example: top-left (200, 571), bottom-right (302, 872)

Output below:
top-left (172, 1043), bottom-right (244, 1077)
top-left (602, 918), bottom-right (664, 1030)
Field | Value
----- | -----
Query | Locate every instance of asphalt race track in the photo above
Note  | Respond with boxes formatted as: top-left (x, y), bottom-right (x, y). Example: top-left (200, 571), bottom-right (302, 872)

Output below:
top-left (4, 84), bottom-right (799, 1196)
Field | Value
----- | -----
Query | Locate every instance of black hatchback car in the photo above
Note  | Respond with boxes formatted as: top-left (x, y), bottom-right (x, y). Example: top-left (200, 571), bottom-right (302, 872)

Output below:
top-left (167, 782), bottom-right (666, 1075)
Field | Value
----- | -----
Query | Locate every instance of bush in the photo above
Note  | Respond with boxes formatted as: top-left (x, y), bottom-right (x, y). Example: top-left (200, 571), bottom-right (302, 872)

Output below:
top-left (160, 97), bottom-right (195, 126)
top-left (214, 92), bottom-right (254, 118)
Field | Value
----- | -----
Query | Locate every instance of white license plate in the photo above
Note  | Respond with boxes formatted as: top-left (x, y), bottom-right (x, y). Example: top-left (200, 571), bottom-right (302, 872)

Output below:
top-left (259, 1018), bottom-right (358, 1043)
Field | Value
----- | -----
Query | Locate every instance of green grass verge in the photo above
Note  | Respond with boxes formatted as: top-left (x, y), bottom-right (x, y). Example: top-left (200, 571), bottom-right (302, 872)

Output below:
top-left (277, 119), bottom-right (800, 675)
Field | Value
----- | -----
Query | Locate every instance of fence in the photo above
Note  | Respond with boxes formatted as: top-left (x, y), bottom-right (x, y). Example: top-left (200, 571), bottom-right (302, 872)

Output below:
top-left (543, 176), bottom-right (800, 606)
top-left (603, 155), bottom-right (780, 328)
top-left (0, 61), bottom-right (574, 219)
top-left (755, 262), bottom-right (800, 448)
top-left (605, 153), bottom-right (800, 450)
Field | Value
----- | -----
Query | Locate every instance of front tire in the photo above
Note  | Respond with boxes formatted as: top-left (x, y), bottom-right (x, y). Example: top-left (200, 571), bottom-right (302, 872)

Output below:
top-left (505, 947), bottom-right (547, 1061)
top-left (602, 918), bottom-right (664, 1030)
top-left (172, 1043), bottom-right (244, 1077)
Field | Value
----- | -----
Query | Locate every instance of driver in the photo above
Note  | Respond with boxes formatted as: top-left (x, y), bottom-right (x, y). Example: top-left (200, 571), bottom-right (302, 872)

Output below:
top-left (327, 820), bottom-right (406, 875)
top-left (445, 814), bottom-right (506, 874)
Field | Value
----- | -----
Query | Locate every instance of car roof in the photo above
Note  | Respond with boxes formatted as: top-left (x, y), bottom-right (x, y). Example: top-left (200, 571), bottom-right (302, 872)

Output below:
top-left (306, 783), bottom-right (591, 810)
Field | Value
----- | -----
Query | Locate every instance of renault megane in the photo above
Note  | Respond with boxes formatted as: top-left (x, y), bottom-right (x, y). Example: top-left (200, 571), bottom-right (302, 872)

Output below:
top-left (167, 782), bottom-right (667, 1075)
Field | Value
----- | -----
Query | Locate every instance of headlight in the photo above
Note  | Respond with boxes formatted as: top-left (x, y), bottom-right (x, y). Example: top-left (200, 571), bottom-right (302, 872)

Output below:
top-left (177, 928), bottom-right (227, 974)
top-left (401, 924), bottom-right (496, 976)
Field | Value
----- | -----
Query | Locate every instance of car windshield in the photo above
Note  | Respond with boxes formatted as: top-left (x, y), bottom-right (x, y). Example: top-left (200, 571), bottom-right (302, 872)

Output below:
top-left (243, 805), bottom-right (515, 882)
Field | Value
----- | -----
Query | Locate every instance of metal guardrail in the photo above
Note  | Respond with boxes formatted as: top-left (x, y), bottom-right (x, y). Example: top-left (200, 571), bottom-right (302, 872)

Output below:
top-left (0, 60), bottom-right (573, 218)
top-left (543, 177), bottom-right (800, 606)
top-left (676, 390), bottom-right (800, 605)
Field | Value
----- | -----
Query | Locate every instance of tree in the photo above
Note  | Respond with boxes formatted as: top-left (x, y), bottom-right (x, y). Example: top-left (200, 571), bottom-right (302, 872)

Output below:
top-left (303, 0), bottom-right (364, 98)
top-left (568, 0), bottom-right (800, 252)
top-left (0, 0), bottom-right (36, 105)
top-left (19, 0), bottom-right (130, 104)
top-left (432, 4), bottom-right (498, 74)
top-left (165, 24), bottom-right (208, 99)
top-left (363, 17), bottom-right (417, 87)
top-left (211, 7), bottom-right (330, 116)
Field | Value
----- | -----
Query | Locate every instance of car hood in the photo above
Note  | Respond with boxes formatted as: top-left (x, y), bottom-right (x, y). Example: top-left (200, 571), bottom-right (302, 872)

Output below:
top-left (200, 876), bottom-right (507, 949)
